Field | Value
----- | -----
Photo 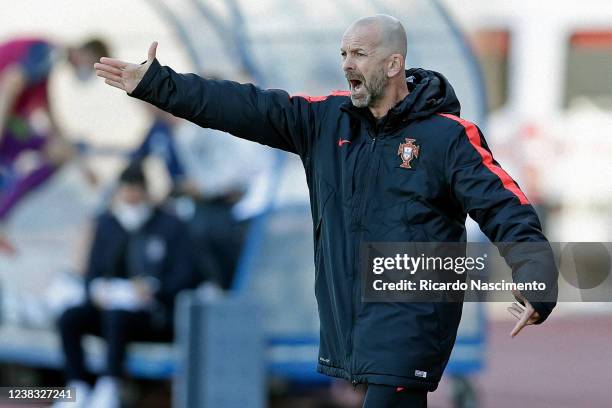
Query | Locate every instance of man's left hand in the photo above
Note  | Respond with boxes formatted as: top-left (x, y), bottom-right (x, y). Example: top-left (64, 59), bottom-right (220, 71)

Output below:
top-left (507, 289), bottom-right (540, 337)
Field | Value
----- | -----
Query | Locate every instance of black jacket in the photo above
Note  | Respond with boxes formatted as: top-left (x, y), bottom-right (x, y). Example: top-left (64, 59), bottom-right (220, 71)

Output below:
top-left (129, 60), bottom-right (558, 391)
top-left (86, 207), bottom-right (198, 321)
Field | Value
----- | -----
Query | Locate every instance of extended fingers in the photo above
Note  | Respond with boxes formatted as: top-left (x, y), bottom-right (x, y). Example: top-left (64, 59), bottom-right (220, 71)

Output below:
top-left (99, 57), bottom-right (129, 69)
top-left (94, 62), bottom-right (122, 76)
top-left (509, 300), bottom-right (538, 338)
top-left (508, 302), bottom-right (524, 315)
top-left (96, 69), bottom-right (122, 83)
top-left (510, 309), bottom-right (531, 338)
top-left (507, 305), bottom-right (522, 320)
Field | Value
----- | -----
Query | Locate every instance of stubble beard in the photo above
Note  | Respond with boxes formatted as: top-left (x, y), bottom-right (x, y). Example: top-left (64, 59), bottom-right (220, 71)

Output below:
top-left (350, 67), bottom-right (389, 108)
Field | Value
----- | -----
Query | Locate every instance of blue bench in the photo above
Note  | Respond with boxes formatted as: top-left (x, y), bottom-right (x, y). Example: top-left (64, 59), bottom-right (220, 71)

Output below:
top-left (0, 325), bottom-right (176, 380)
top-left (0, 324), bottom-right (329, 383)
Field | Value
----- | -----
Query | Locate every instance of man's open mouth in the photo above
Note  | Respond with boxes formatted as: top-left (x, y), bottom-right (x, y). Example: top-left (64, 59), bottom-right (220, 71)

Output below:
top-left (348, 79), bottom-right (363, 92)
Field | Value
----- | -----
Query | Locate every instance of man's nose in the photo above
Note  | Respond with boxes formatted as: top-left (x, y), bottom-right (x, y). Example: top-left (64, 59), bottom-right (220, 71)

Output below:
top-left (342, 56), bottom-right (355, 72)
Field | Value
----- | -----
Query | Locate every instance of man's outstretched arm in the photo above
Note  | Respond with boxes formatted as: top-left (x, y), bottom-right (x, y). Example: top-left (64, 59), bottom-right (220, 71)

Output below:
top-left (94, 42), bottom-right (313, 156)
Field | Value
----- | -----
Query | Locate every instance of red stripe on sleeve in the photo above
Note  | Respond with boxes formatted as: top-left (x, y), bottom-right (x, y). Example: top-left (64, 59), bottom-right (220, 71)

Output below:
top-left (438, 113), bottom-right (530, 205)
top-left (291, 90), bottom-right (350, 102)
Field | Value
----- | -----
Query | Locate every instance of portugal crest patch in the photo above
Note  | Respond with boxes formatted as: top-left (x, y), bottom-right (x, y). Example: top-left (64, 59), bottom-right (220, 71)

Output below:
top-left (397, 138), bottom-right (420, 169)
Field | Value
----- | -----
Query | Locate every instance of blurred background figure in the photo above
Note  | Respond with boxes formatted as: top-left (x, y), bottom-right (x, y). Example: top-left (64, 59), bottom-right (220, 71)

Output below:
top-left (54, 162), bottom-right (199, 408)
top-left (130, 105), bottom-right (188, 194)
top-left (126, 89), bottom-right (274, 290)
top-left (169, 114), bottom-right (275, 290)
top-left (0, 36), bottom-right (107, 254)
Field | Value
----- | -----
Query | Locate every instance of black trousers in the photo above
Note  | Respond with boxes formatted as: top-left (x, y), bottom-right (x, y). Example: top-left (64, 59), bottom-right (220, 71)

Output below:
top-left (362, 384), bottom-right (428, 408)
top-left (57, 304), bottom-right (172, 380)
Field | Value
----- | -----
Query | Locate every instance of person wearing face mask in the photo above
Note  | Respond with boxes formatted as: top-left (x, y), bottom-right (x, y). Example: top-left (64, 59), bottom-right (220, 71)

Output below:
top-left (54, 162), bottom-right (200, 408)
top-left (0, 36), bottom-right (107, 254)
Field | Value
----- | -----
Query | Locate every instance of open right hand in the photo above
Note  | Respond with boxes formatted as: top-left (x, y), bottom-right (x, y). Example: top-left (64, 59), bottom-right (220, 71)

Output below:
top-left (94, 42), bottom-right (158, 94)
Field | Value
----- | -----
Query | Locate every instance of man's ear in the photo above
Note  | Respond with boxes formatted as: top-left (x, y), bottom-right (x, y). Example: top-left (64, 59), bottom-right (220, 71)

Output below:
top-left (387, 54), bottom-right (403, 77)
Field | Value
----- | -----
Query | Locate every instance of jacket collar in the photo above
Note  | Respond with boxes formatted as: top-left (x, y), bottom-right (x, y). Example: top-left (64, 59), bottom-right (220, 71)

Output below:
top-left (340, 68), bottom-right (460, 134)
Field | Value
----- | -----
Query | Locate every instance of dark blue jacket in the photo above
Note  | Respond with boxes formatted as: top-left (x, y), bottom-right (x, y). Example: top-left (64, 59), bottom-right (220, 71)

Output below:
top-left (129, 60), bottom-right (557, 391)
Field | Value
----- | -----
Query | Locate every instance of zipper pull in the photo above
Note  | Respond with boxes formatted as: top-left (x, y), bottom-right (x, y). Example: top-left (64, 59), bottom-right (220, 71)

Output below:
top-left (370, 137), bottom-right (377, 152)
top-left (352, 379), bottom-right (358, 391)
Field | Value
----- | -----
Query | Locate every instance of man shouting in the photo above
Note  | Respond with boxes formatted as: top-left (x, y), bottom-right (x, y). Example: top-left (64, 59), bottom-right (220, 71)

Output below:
top-left (94, 15), bottom-right (557, 408)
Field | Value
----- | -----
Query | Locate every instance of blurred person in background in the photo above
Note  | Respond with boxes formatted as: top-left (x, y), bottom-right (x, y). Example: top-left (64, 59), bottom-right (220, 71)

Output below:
top-left (127, 96), bottom-right (272, 289)
top-left (54, 162), bottom-right (199, 408)
top-left (95, 14), bottom-right (558, 408)
top-left (130, 104), bottom-right (189, 193)
top-left (170, 116), bottom-right (274, 289)
top-left (0, 36), bottom-right (107, 254)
